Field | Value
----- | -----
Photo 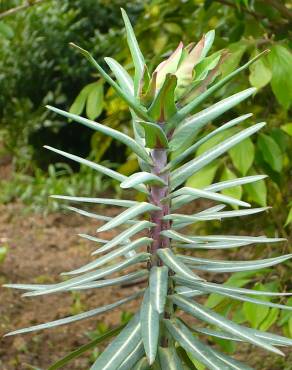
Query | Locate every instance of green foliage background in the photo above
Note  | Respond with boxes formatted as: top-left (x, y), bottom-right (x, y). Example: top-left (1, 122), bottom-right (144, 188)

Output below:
top-left (0, 0), bottom-right (291, 222)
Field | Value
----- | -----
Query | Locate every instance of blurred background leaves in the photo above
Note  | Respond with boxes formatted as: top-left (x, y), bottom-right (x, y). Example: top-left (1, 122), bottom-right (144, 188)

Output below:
top-left (0, 0), bottom-right (291, 227)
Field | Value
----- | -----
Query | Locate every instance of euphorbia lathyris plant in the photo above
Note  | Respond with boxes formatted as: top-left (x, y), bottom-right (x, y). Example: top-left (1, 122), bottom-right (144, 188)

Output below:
top-left (5, 9), bottom-right (292, 370)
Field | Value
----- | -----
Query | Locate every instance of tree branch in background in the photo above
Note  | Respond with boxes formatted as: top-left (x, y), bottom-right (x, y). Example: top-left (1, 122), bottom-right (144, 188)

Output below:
top-left (0, 0), bottom-right (50, 20)
top-left (263, 0), bottom-right (292, 21)
top-left (214, 0), bottom-right (261, 20)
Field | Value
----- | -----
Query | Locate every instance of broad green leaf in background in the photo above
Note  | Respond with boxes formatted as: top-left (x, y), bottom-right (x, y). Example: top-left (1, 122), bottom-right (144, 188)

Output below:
top-left (259, 308), bottom-right (279, 331)
top-left (285, 207), bottom-right (292, 227)
top-left (220, 41), bottom-right (248, 78)
top-left (243, 299), bottom-right (270, 329)
top-left (245, 170), bottom-right (267, 206)
top-left (249, 55), bottom-right (272, 89)
top-left (186, 161), bottom-right (219, 189)
top-left (281, 123), bottom-right (292, 137)
top-left (0, 21), bottom-right (14, 39)
top-left (258, 133), bottom-right (283, 172)
top-left (268, 45), bottom-right (292, 110)
top-left (69, 83), bottom-right (96, 116)
top-left (86, 81), bottom-right (104, 120)
top-left (220, 167), bottom-right (242, 208)
top-left (229, 138), bottom-right (255, 175)
top-left (205, 271), bottom-right (252, 309)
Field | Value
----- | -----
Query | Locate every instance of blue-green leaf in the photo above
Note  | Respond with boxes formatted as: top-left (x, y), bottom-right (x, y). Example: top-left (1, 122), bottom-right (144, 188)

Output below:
top-left (93, 221), bottom-right (154, 255)
top-left (44, 146), bottom-right (148, 194)
top-left (121, 9), bottom-right (146, 94)
top-left (121, 172), bottom-right (166, 189)
top-left (164, 318), bottom-right (229, 370)
top-left (170, 88), bottom-right (256, 151)
top-left (90, 314), bottom-right (142, 370)
top-left (97, 202), bottom-right (160, 232)
top-left (5, 292), bottom-right (142, 336)
top-left (46, 106), bottom-right (151, 165)
top-left (156, 248), bottom-right (202, 281)
top-left (149, 266), bottom-right (169, 314)
top-left (170, 122), bottom-right (266, 189)
top-left (22, 253), bottom-right (150, 297)
top-left (171, 295), bottom-right (283, 356)
top-left (140, 289), bottom-right (160, 364)
top-left (104, 57), bottom-right (134, 96)
top-left (63, 237), bottom-right (152, 275)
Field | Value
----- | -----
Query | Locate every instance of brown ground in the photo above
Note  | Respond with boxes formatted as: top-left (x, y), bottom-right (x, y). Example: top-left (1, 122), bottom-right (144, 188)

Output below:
top-left (0, 203), bottom-right (291, 370)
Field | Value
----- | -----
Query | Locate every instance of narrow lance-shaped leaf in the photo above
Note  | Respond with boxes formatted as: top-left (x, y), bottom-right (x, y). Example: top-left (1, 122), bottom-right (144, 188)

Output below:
top-left (164, 318), bottom-right (229, 370)
top-left (63, 237), bottom-right (153, 275)
top-left (64, 205), bottom-right (138, 225)
top-left (120, 172), bottom-right (167, 189)
top-left (171, 295), bottom-right (284, 356)
top-left (170, 87), bottom-right (256, 151)
top-left (149, 266), bottom-right (169, 313)
top-left (50, 195), bottom-right (137, 207)
top-left (44, 146), bottom-right (148, 194)
top-left (78, 233), bottom-right (125, 245)
top-left (121, 8), bottom-right (147, 94)
top-left (97, 202), bottom-right (160, 232)
top-left (168, 50), bottom-right (269, 129)
top-left (92, 221), bottom-right (154, 255)
top-left (157, 248), bottom-right (203, 281)
top-left (140, 289), bottom-right (160, 364)
top-left (179, 254), bottom-right (292, 273)
top-left (104, 57), bottom-right (134, 96)
top-left (173, 276), bottom-right (292, 298)
top-left (5, 291), bottom-right (143, 336)
top-left (170, 122), bottom-right (266, 189)
top-left (167, 113), bottom-right (252, 170)
top-left (118, 340), bottom-right (144, 370)
top-left (46, 105), bottom-right (151, 165)
top-left (201, 29), bottom-right (215, 58)
top-left (194, 326), bottom-right (292, 347)
top-left (172, 174), bottom-right (267, 209)
top-left (169, 187), bottom-right (250, 208)
top-left (160, 229), bottom-right (285, 245)
top-left (245, 327), bottom-right (292, 347)
top-left (5, 270), bottom-right (148, 292)
top-left (209, 347), bottom-right (253, 370)
top-left (208, 290), bottom-right (292, 312)
top-left (171, 207), bottom-right (269, 229)
top-left (22, 253), bottom-right (150, 297)
top-left (90, 314), bottom-right (142, 370)
top-left (70, 42), bottom-right (149, 120)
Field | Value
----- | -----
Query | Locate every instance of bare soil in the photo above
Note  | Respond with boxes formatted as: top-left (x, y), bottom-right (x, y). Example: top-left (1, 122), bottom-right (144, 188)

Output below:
top-left (0, 203), bottom-right (291, 370)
